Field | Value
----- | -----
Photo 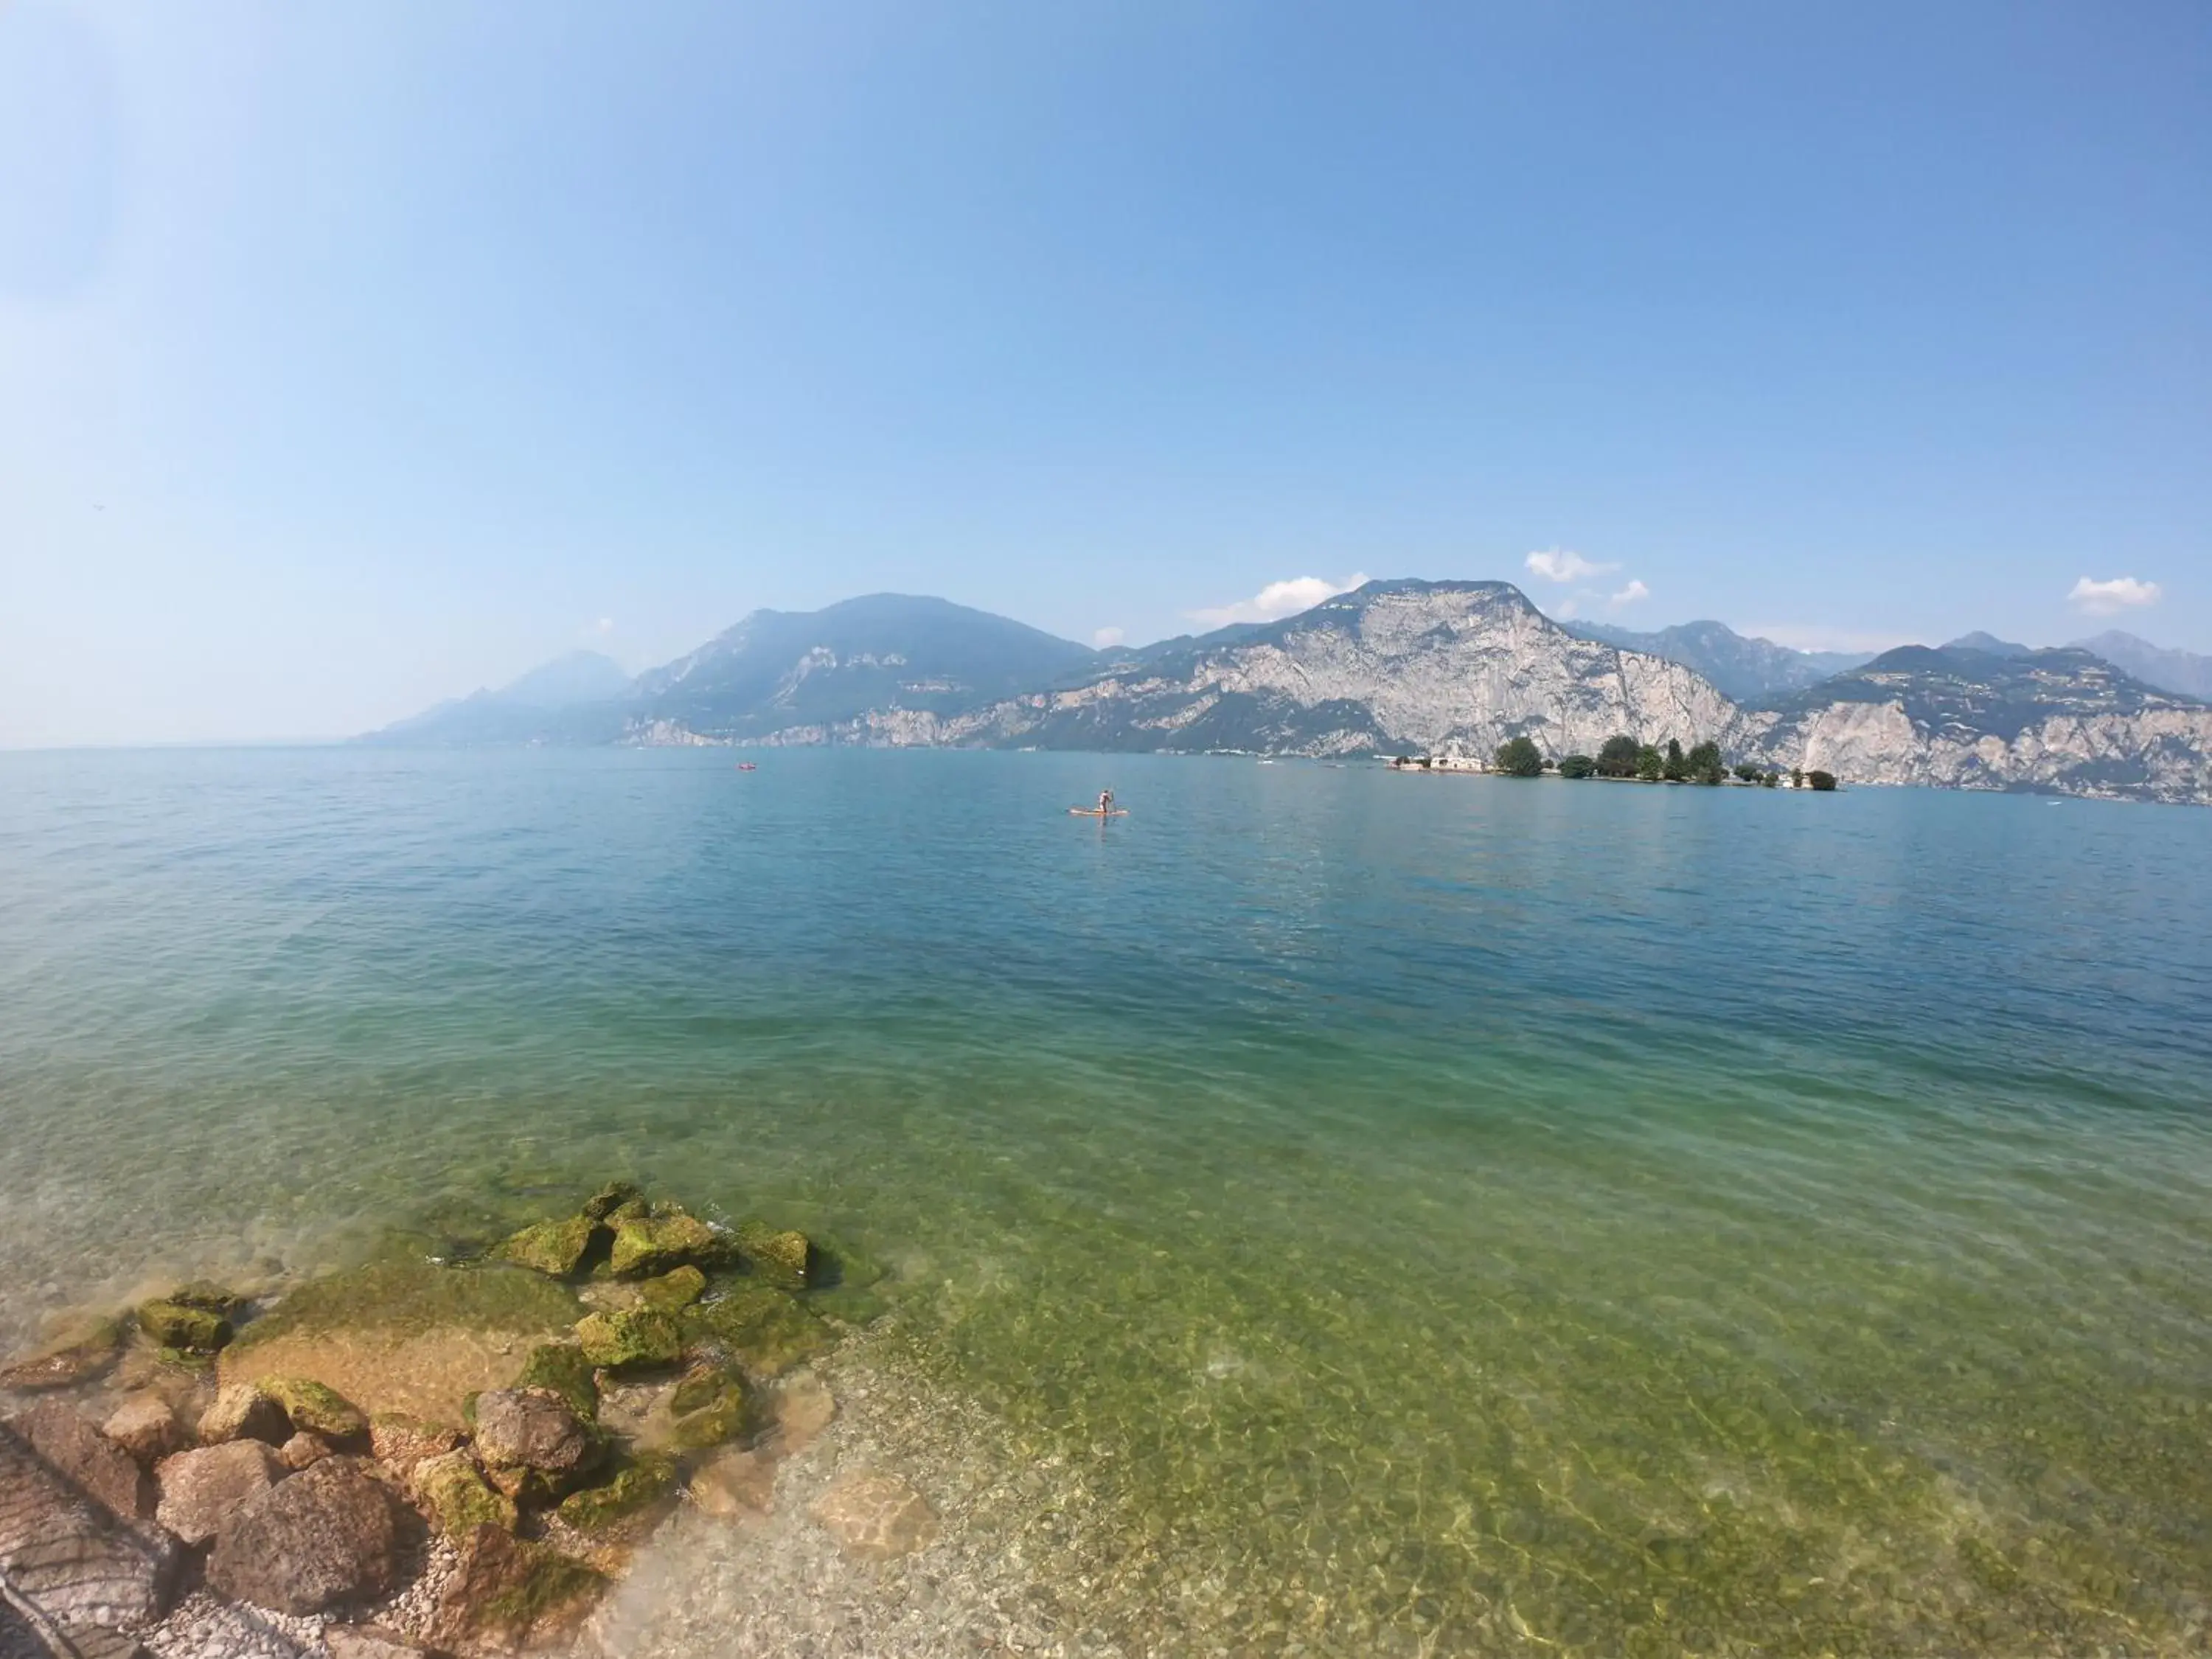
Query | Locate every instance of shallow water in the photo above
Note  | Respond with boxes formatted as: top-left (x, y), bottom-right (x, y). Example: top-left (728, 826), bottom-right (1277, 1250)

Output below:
top-left (3, 748), bottom-right (2209, 1652)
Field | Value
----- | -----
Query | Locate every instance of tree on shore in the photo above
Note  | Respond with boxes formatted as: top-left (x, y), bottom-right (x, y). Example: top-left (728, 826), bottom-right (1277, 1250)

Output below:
top-left (1557, 754), bottom-right (1597, 779)
top-left (1635, 745), bottom-right (1664, 782)
top-left (1733, 762), bottom-right (1764, 783)
top-left (1597, 734), bottom-right (1641, 778)
top-left (1494, 736), bottom-right (1545, 776)
top-left (1686, 740), bottom-right (1725, 785)
top-left (1791, 768), bottom-right (1805, 788)
top-left (1808, 770), bottom-right (1838, 791)
top-left (1662, 738), bottom-right (1688, 782)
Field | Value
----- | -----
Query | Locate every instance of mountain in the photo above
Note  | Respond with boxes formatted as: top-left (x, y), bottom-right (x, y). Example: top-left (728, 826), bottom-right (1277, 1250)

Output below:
top-left (1942, 631), bottom-right (2032, 658)
top-left (623, 594), bottom-right (1100, 744)
top-left (1735, 646), bottom-right (2212, 803)
top-left (2067, 630), bottom-right (2212, 701)
top-left (364, 650), bottom-right (635, 745)
top-left (1568, 619), bottom-right (1870, 701)
top-left (838, 580), bottom-right (1740, 757)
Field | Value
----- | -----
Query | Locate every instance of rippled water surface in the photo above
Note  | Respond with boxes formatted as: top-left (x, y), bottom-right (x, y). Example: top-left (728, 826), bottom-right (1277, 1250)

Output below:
top-left (3, 748), bottom-right (2210, 1653)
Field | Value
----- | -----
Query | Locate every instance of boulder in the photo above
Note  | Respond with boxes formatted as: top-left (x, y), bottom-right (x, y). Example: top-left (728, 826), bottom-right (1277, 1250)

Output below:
top-left (413, 1450), bottom-right (516, 1537)
top-left (687, 1447), bottom-right (776, 1522)
top-left (665, 1366), bottom-right (753, 1453)
top-left (636, 1267), bottom-right (706, 1314)
top-left (0, 1420), bottom-right (178, 1637)
top-left (279, 1432), bottom-right (334, 1471)
top-left (102, 1393), bottom-right (185, 1467)
top-left (196, 1382), bottom-right (289, 1447)
top-left (165, 1281), bottom-right (248, 1315)
top-left (0, 1318), bottom-right (121, 1391)
top-left (735, 1223), bottom-right (813, 1291)
top-left (4, 1401), bottom-right (153, 1522)
top-left (605, 1214), bottom-right (721, 1279)
top-left (552, 1453), bottom-right (677, 1537)
top-left (257, 1377), bottom-right (367, 1441)
top-left (580, 1181), bottom-right (641, 1222)
top-left (510, 1345), bottom-right (597, 1422)
top-left (809, 1470), bottom-right (939, 1560)
top-left (135, 1300), bottom-right (230, 1355)
top-left (470, 1389), bottom-right (594, 1477)
top-left (154, 1440), bottom-right (284, 1545)
top-left (771, 1370), bottom-right (835, 1454)
top-left (369, 1413), bottom-right (462, 1480)
top-left (205, 1457), bottom-right (408, 1616)
top-left (425, 1526), bottom-right (605, 1656)
top-left (324, 1627), bottom-right (434, 1659)
top-left (678, 1283), bottom-right (832, 1379)
top-left (573, 1310), bottom-right (679, 1373)
top-left (493, 1215), bottom-right (597, 1279)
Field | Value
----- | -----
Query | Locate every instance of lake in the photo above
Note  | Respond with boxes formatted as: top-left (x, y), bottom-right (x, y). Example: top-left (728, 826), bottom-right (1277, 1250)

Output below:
top-left (2, 747), bottom-right (2208, 1653)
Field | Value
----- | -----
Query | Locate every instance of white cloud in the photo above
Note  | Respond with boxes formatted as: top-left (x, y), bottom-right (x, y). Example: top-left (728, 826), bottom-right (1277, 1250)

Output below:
top-left (1524, 548), bottom-right (1618, 583)
top-left (1608, 579), bottom-right (1650, 609)
top-left (1091, 626), bottom-right (1126, 649)
top-left (588, 616), bottom-right (616, 636)
top-left (2067, 576), bottom-right (2163, 616)
top-left (1190, 572), bottom-right (1369, 628)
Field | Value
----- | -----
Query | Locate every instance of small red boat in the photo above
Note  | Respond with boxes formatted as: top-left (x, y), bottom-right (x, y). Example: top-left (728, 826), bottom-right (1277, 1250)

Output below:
top-left (737, 762), bottom-right (757, 771)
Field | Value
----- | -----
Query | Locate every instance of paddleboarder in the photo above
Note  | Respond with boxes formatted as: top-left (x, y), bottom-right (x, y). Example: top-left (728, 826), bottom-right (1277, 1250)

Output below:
top-left (1096, 787), bottom-right (1115, 816)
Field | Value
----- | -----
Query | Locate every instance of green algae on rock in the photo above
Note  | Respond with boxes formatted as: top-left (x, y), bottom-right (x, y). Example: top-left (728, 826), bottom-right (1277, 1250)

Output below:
top-left (0, 1315), bottom-right (122, 1391)
top-left (494, 1214), bottom-right (598, 1279)
top-left (137, 1298), bottom-right (232, 1354)
top-left (239, 1259), bottom-right (581, 1344)
top-left (428, 1524), bottom-right (608, 1654)
top-left (734, 1222), bottom-right (813, 1290)
top-left (575, 1307), bottom-right (681, 1371)
top-left (666, 1364), bottom-right (754, 1451)
top-left (555, 1450), bottom-right (678, 1534)
top-left (637, 1265), bottom-right (706, 1313)
top-left (680, 1281), bottom-right (833, 1378)
top-left (514, 1342), bottom-right (599, 1421)
top-left (260, 1376), bottom-right (369, 1440)
top-left (581, 1180), bottom-right (641, 1222)
top-left (607, 1211), bottom-right (726, 1278)
top-left (415, 1448), bottom-right (518, 1535)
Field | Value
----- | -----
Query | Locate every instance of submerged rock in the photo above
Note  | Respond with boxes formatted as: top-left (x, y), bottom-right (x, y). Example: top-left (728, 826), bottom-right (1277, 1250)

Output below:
top-left (206, 1456), bottom-right (409, 1615)
top-left (0, 1316), bottom-right (122, 1391)
top-left (103, 1391), bottom-right (186, 1466)
top-left (512, 1343), bottom-right (598, 1422)
top-left (678, 1281), bottom-right (833, 1379)
top-left (665, 1364), bottom-right (754, 1453)
top-left (414, 1449), bottom-right (518, 1537)
top-left (425, 1525), bottom-right (606, 1656)
top-left (771, 1369), bottom-right (836, 1454)
top-left (636, 1265), bottom-right (706, 1314)
top-left (735, 1222), bottom-right (813, 1291)
top-left (810, 1469), bottom-right (939, 1560)
top-left (197, 1381), bottom-right (289, 1447)
top-left (5, 1399), bottom-right (153, 1522)
top-left (494, 1214), bottom-right (598, 1279)
top-left (553, 1451), bottom-right (678, 1537)
top-left (472, 1388), bottom-right (596, 1478)
top-left (687, 1447), bottom-right (776, 1522)
top-left (574, 1309), bottom-right (681, 1372)
top-left (606, 1213), bottom-right (723, 1279)
top-left (136, 1299), bottom-right (232, 1355)
top-left (156, 1439), bottom-right (285, 1545)
top-left (580, 1181), bottom-right (641, 1222)
top-left (259, 1376), bottom-right (368, 1441)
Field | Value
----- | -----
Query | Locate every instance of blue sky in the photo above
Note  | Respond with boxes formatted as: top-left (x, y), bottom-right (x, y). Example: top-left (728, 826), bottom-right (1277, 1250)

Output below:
top-left (2, 1), bottom-right (2205, 745)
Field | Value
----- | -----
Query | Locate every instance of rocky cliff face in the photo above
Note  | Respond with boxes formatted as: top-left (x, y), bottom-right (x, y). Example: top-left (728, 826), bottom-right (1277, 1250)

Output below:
top-left (1733, 647), bottom-right (2212, 804)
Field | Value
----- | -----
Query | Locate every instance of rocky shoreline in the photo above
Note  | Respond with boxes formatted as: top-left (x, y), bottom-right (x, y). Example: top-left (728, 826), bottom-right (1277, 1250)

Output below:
top-left (0, 1183), bottom-right (944, 1658)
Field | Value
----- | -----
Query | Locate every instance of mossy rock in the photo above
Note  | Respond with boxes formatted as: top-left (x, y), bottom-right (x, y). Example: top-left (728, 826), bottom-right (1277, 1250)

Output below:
top-left (137, 1299), bottom-right (232, 1354)
top-left (606, 1213), bottom-right (725, 1279)
top-left (494, 1215), bottom-right (599, 1279)
top-left (734, 1222), bottom-right (813, 1290)
top-left (234, 1259), bottom-right (581, 1347)
top-left (432, 1526), bottom-right (608, 1652)
top-left (168, 1281), bottom-right (249, 1315)
top-left (666, 1366), bottom-right (754, 1452)
top-left (810, 1237), bottom-right (888, 1292)
top-left (513, 1343), bottom-right (599, 1421)
top-left (574, 1308), bottom-right (681, 1371)
top-left (417, 1449), bottom-right (518, 1535)
top-left (581, 1181), bottom-right (641, 1221)
top-left (554, 1451), bottom-right (678, 1534)
top-left (678, 1282), bottom-right (833, 1379)
top-left (260, 1375), bottom-right (368, 1439)
top-left (637, 1266), bottom-right (706, 1314)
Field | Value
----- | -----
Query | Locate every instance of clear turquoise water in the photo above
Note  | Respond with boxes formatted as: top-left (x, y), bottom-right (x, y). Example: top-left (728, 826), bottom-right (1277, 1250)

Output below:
top-left (3, 748), bottom-right (2210, 1652)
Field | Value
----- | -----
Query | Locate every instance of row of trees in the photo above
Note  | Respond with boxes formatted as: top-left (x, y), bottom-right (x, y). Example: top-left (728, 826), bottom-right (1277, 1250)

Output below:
top-left (1492, 734), bottom-right (1835, 790)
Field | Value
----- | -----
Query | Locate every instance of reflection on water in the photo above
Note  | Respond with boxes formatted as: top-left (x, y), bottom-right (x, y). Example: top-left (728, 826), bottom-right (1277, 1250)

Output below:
top-left (1, 748), bottom-right (2208, 1651)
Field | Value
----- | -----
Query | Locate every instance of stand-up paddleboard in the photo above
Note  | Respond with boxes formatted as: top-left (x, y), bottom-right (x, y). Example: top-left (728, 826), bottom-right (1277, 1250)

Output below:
top-left (1068, 807), bottom-right (1129, 817)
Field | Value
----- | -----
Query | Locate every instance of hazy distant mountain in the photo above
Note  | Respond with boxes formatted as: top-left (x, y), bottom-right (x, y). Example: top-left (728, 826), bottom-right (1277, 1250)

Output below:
top-left (364, 650), bottom-right (634, 745)
top-left (1568, 619), bottom-right (1869, 701)
top-left (1738, 646), bottom-right (2212, 803)
top-left (624, 594), bottom-right (1100, 743)
top-left (1942, 631), bottom-right (2032, 658)
top-left (2067, 630), bottom-right (2212, 701)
